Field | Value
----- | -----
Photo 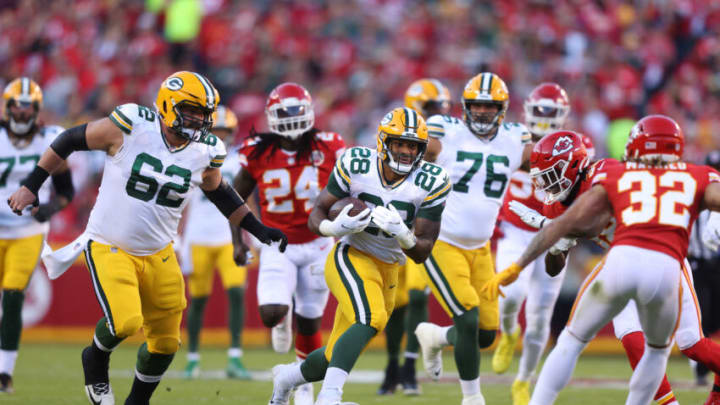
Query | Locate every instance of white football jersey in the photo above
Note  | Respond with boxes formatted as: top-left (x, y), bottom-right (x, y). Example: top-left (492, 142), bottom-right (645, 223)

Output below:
top-left (427, 115), bottom-right (530, 249)
top-left (183, 144), bottom-right (241, 245)
top-left (85, 103), bottom-right (227, 255)
top-left (0, 125), bottom-right (64, 238)
top-left (327, 146), bottom-right (450, 264)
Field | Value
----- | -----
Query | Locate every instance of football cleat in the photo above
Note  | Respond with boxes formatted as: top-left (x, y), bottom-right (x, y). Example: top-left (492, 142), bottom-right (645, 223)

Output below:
top-left (272, 310), bottom-right (293, 353)
top-left (0, 373), bottom-right (13, 394)
top-left (293, 382), bottom-right (314, 405)
top-left (461, 392), bottom-right (486, 405)
top-left (399, 361), bottom-right (421, 396)
top-left (226, 357), bottom-right (251, 380)
top-left (377, 361), bottom-right (400, 395)
top-left (84, 382), bottom-right (114, 405)
top-left (268, 364), bottom-right (295, 405)
top-left (511, 379), bottom-right (530, 405)
top-left (492, 328), bottom-right (521, 374)
top-left (314, 388), bottom-right (359, 405)
top-left (415, 322), bottom-right (446, 381)
top-left (183, 359), bottom-right (200, 379)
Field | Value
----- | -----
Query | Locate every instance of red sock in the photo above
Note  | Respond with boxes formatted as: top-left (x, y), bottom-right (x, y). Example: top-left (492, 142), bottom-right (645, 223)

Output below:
top-left (621, 332), bottom-right (675, 402)
top-left (715, 373), bottom-right (720, 389)
top-left (295, 331), bottom-right (322, 360)
top-left (682, 338), bottom-right (720, 375)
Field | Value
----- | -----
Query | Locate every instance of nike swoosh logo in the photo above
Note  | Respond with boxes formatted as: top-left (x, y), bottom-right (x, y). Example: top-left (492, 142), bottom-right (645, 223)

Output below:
top-left (162, 256), bottom-right (170, 262)
top-left (389, 285), bottom-right (396, 289)
top-left (86, 387), bottom-right (101, 405)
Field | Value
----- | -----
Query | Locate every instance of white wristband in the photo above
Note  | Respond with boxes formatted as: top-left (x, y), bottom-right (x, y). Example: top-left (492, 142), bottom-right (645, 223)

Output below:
top-left (319, 219), bottom-right (339, 237)
top-left (397, 229), bottom-right (417, 250)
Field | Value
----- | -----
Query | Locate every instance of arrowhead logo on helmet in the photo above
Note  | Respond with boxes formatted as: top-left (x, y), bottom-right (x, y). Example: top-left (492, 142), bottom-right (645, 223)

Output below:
top-left (552, 136), bottom-right (574, 157)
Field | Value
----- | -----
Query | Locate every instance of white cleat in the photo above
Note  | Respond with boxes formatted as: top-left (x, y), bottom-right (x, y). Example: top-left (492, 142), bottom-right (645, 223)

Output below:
top-left (314, 388), bottom-right (359, 405)
top-left (415, 322), bottom-right (445, 381)
top-left (461, 392), bottom-right (486, 405)
top-left (294, 382), bottom-right (314, 405)
top-left (84, 383), bottom-right (115, 405)
top-left (269, 364), bottom-right (295, 405)
top-left (272, 307), bottom-right (293, 353)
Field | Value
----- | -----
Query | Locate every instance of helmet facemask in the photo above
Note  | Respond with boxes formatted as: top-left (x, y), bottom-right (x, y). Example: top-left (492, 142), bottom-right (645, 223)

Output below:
top-left (524, 103), bottom-right (569, 139)
top-left (6, 100), bottom-right (38, 136)
top-left (530, 158), bottom-right (574, 204)
top-left (380, 134), bottom-right (427, 175)
top-left (168, 101), bottom-right (214, 142)
top-left (267, 103), bottom-right (314, 140)
top-left (463, 100), bottom-right (504, 137)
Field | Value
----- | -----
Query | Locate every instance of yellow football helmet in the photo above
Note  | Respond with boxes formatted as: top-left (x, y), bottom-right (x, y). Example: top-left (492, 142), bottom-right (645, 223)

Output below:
top-left (404, 78), bottom-right (451, 118)
top-left (377, 107), bottom-right (428, 175)
top-left (3, 77), bottom-right (43, 135)
top-left (462, 72), bottom-right (509, 137)
top-left (155, 71), bottom-right (220, 142)
top-left (212, 105), bottom-right (238, 142)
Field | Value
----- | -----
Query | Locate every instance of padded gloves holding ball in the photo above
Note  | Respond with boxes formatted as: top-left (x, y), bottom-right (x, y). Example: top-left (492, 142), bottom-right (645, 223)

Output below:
top-left (319, 204), bottom-right (372, 237)
top-left (371, 205), bottom-right (416, 249)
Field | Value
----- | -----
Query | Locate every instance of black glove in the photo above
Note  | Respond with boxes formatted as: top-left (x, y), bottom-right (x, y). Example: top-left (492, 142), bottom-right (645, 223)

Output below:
top-left (33, 201), bottom-right (61, 223)
top-left (240, 214), bottom-right (288, 252)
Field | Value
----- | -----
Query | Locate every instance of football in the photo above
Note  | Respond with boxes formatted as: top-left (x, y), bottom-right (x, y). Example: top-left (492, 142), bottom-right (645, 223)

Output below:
top-left (327, 197), bottom-right (369, 220)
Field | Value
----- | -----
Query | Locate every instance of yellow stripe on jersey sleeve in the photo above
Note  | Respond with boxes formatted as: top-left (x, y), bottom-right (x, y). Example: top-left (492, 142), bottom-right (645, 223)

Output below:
top-left (209, 154), bottom-right (226, 168)
top-left (427, 123), bottom-right (445, 138)
top-left (109, 109), bottom-right (133, 134)
top-left (335, 158), bottom-right (351, 186)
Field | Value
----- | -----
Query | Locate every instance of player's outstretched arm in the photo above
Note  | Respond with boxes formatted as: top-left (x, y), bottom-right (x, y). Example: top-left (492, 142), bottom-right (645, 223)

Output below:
top-left (8, 117), bottom-right (123, 214)
top-left (230, 168), bottom-right (259, 265)
top-left (517, 184), bottom-right (611, 268)
top-left (201, 167), bottom-right (288, 252)
top-left (233, 167), bottom-right (257, 200)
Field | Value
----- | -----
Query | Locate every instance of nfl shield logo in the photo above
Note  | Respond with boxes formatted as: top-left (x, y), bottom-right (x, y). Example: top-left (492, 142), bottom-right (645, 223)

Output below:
top-left (311, 150), bottom-right (325, 166)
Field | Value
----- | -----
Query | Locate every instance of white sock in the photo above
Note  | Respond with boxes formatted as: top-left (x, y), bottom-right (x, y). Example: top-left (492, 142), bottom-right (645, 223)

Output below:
top-left (283, 362), bottom-right (308, 387)
top-left (404, 351), bottom-right (419, 360)
top-left (626, 345), bottom-right (671, 405)
top-left (460, 377), bottom-right (480, 397)
top-left (529, 329), bottom-right (586, 405)
top-left (500, 313), bottom-right (519, 335)
top-left (228, 348), bottom-right (243, 358)
top-left (187, 352), bottom-right (200, 362)
top-left (320, 367), bottom-right (349, 393)
top-left (0, 350), bottom-right (18, 375)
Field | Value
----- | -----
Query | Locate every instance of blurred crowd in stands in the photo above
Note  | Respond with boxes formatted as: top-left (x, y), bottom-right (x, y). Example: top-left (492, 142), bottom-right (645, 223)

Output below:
top-left (1, 0), bottom-right (720, 239)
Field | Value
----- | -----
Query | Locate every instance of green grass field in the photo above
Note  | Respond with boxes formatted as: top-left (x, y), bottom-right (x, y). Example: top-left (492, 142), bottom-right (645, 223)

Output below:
top-left (2, 343), bottom-right (711, 404)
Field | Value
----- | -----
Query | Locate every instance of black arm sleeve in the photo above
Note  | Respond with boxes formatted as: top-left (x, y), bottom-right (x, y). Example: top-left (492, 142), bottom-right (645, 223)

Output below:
top-left (50, 170), bottom-right (75, 201)
top-left (50, 124), bottom-right (89, 159)
top-left (202, 180), bottom-right (245, 218)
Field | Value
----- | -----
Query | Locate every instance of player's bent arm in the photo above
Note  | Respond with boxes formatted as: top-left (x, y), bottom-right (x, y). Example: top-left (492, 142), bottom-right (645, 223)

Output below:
top-left (308, 189), bottom-right (339, 236)
top-left (233, 167), bottom-right (257, 200)
top-left (703, 183), bottom-right (720, 212)
top-left (201, 167), bottom-right (288, 252)
top-left (424, 137), bottom-right (442, 163)
top-left (403, 216), bottom-right (441, 264)
top-left (516, 185), bottom-right (612, 268)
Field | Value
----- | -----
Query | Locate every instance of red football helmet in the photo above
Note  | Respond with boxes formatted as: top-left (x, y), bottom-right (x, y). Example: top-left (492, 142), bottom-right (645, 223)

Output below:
top-left (265, 82), bottom-right (315, 139)
top-left (624, 115), bottom-right (684, 164)
top-left (581, 134), bottom-right (596, 160)
top-left (529, 130), bottom-right (590, 203)
top-left (524, 82), bottom-right (570, 138)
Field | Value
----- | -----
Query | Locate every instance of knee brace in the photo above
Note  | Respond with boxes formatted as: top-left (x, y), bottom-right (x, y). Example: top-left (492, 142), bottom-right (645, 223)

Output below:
top-left (478, 329), bottom-right (497, 349)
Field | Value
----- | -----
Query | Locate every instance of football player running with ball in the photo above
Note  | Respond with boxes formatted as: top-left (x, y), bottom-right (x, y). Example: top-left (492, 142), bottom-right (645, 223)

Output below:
top-left (8, 72), bottom-right (287, 405)
top-left (485, 116), bottom-right (720, 405)
top-left (268, 107), bottom-right (450, 405)
top-left (181, 105), bottom-right (251, 380)
top-left (232, 82), bottom-right (345, 405)
top-left (0, 78), bottom-right (75, 393)
top-left (415, 72), bottom-right (532, 405)
top-left (491, 83), bottom-right (571, 405)
top-left (376, 78), bottom-right (452, 396)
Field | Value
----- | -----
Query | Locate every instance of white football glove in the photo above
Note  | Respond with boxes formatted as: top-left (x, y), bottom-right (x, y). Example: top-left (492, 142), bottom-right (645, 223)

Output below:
top-left (549, 237), bottom-right (577, 255)
top-left (319, 204), bottom-right (371, 237)
top-left (702, 212), bottom-right (720, 252)
top-left (371, 205), bottom-right (416, 249)
top-left (508, 201), bottom-right (549, 229)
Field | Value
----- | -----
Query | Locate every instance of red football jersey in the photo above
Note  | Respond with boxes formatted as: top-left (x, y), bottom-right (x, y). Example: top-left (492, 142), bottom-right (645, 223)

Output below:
top-left (239, 131), bottom-right (346, 244)
top-left (500, 171), bottom-right (546, 232)
top-left (544, 159), bottom-right (617, 249)
top-left (592, 160), bottom-right (720, 262)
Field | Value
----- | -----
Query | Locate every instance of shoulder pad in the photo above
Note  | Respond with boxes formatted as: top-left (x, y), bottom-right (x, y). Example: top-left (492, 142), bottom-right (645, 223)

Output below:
top-left (426, 114), bottom-right (462, 138)
top-left (109, 103), bottom-right (140, 134)
top-left (501, 121), bottom-right (531, 144)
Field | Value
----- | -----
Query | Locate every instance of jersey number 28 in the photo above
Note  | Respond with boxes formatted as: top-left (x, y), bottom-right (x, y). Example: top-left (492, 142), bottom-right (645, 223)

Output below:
top-left (617, 171), bottom-right (696, 228)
